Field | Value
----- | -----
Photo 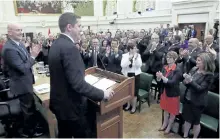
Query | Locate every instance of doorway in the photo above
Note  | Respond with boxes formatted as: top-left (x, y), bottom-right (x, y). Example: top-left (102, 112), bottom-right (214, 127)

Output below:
top-left (179, 23), bottom-right (206, 42)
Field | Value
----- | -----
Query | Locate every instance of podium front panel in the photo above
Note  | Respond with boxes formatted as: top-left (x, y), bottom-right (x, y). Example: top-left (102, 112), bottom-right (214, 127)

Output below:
top-left (100, 77), bottom-right (135, 115)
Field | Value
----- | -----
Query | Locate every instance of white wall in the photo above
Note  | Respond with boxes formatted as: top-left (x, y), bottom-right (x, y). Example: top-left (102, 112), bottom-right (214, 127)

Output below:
top-left (156, 0), bottom-right (172, 10)
top-left (0, 0), bottom-right (218, 36)
top-left (172, 0), bottom-right (219, 35)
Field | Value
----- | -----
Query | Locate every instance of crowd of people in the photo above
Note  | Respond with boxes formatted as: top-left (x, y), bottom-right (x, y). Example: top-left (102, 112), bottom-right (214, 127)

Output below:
top-left (0, 20), bottom-right (219, 138)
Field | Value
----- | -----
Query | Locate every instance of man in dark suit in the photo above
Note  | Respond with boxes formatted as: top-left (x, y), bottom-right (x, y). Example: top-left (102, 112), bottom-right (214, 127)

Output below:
top-left (87, 38), bottom-right (105, 69)
top-left (1, 23), bottom-right (41, 137)
top-left (203, 35), bottom-right (219, 53)
top-left (187, 25), bottom-right (197, 39)
top-left (177, 38), bottom-right (202, 74)
top-left (48, 12), bottom-right (114, 138)
top-left (142, 33), bottom-right (167, 75)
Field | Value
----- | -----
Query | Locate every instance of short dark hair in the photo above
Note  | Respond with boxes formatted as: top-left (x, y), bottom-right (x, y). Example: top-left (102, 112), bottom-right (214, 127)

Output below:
top-left (111, 39), bottom-right (119, 45)
top-left (127, 45), bottom-right (134, 51)
top-left (58, 12), bottom-right (81, 33)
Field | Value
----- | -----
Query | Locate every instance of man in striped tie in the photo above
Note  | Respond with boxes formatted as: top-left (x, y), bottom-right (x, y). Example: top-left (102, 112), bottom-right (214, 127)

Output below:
top-left (2, 23), bottom-right (42, 137)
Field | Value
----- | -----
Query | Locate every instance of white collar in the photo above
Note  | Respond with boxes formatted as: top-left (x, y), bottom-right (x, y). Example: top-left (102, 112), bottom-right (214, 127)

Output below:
top-left (208, 43), bottom-right (213, 47)
top-left (60, 33), bottom-right (75, 44)
top-left (11, 39), bottom-right (20, 46)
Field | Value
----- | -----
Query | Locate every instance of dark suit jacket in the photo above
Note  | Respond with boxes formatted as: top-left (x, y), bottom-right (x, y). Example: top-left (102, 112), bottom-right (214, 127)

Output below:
top-left (102, 50), bottom-right (123, 73)
top-left (87, 47), bottom-right (104, 69)
top-left (42, 39), bottom-right (54, 56)
top-left (187, 29), bottom-right (197, 39)
top-left (158, 66), bottom-right (182, 97)
top-left (168, 42), bottom-right (180, 54)
top-left (142, 43), bottom-right (167, 73)
top-left (1, 39), bottom-right (35, 96)
top-left (184, 67), bottom-right (214, 107)
top-left (211, 43), bottom-right (219, 53)
top-left (177, 47), bottom-right (201, 73)
top-left (137, 36), bottom-right (150, 57)
top-left (48, 34), bottom-right (104, 120)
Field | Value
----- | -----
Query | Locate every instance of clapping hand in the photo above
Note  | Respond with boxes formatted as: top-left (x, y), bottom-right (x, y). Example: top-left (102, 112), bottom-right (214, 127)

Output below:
top-left (208, 47), bottom-right (217, 58)
top-left (150, 42), bottom-right (157, 52)
top-left (183, 73), bottom-right (192, 84)
top-left (181, 49), bottom-right (189, 57)
top-left (156, 71), bottom-right (163, 79)
top-left (25, 42), bottom-right (29, 48)
top-left (30, 44), bottom-right (41, 58)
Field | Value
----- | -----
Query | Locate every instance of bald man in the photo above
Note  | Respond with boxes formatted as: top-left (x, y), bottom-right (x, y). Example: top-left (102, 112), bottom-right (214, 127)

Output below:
top-left (2, 23), bottom-right (41, 137)
top-left (177, 38), bottom-right (202, 73)
top-left (204, 35), bottom-right (219, 52)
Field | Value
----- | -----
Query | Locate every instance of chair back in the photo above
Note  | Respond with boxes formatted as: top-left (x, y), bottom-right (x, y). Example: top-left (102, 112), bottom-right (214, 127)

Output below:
top-left (139, 72), bottom-right (153, 92)
top-left (141, 64), bottom-right (147, 72)
top-left (204, 91), bottom-right (219, 119)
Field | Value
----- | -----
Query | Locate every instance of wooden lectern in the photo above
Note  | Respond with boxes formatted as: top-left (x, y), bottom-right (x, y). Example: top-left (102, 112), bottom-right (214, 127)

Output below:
top-left (85, 67), bottom-right (135, 138)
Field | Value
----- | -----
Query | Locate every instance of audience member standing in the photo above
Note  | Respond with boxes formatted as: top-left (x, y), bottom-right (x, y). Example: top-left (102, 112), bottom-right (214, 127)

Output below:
top-left (2, 23), bottom-right (41, 137)
top-left (182, 53), bottom-right (215, 138)
top-left (121, 40), bottom-right (142, 114)
top-left (157, 51), bottom-right (182, 134)
top-left (48, 12), bottom-right (114, 138)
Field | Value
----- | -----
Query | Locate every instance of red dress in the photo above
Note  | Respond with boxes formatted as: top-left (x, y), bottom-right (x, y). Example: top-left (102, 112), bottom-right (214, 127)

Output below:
top-left (160, 64), bottom-right (179, 116)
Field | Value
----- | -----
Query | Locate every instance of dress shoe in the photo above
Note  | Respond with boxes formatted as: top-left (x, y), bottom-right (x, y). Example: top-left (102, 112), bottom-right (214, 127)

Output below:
top-left (130, 108), bottom-right (136, 114)
top-left (18, 128), bottom-right (43, 138)
top-left (158, 128), bottom-right (166, 131)
top-left (123, 106), bottom-right (131, 111)
top-left (32, 130), bottom-right (44, 138)
top-left (18, 130), bottom-right (30, 138)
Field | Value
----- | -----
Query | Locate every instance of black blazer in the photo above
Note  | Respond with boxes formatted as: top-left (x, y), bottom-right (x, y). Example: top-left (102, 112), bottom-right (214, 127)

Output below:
top-left (158, 66), bottom-right (182, 97)
top-left (142, 44), bottom-right (167, 73)
top-left (102, 50), bottom-right (123, 73)
top-left (211, 43), bottom-right (219, 53)
top-left (168, 43), bottom-right (180, 54)
top-left (177, 47), bottom-right (201, 73)
top-left (184, 67), bottom-right (214, 107)
top-left (187, 29), bottom-right (197, 39)
top-left (1, 39), bottom-right (35, 96)
top-left (48, 34), bottom-right (104, 120)
top-left (87, 48), bottom-right (104, 69)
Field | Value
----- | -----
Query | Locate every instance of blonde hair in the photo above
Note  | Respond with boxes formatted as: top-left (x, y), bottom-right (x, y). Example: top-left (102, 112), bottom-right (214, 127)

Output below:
top-left (167, 51), bottom-right (178, 60)
top-left (198, 53), bottom-right (215, 73)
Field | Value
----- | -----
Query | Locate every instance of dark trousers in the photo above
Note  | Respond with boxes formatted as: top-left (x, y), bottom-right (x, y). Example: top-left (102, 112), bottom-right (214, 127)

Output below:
top-left (19, 93), bottom-right (36, 134)
top-left (127, 73), bottom-right (140, 96)
top-left (57, 116), bottom-right (91, 138)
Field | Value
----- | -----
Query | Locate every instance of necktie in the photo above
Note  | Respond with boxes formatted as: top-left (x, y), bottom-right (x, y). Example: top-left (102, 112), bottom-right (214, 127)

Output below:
top-left (93, 50), bottom-right (97, 66)
top-left (18, 43), bottom-right (28, 59)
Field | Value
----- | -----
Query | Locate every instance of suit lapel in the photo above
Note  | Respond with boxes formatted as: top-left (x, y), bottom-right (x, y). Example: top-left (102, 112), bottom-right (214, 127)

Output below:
top-left (156, 44), bottom-right (163, 51)
top-left (9, 39), bottom-right (28, 61)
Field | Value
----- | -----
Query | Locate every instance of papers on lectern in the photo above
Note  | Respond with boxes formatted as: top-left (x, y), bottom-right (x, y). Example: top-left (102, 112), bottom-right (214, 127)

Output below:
top-left (93, 78), bottom-right (116, 91)
top-left (34, 84), bottom-right (50, 94)
top-left (85, 75), bottom-right (99, 85)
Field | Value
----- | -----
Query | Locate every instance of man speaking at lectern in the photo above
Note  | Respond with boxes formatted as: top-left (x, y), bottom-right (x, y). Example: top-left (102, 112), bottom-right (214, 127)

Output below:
top-left (48, 12), bottom-right (115, 138)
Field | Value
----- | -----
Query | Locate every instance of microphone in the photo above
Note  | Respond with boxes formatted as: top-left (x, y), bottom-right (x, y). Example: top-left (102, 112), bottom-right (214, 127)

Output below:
top-left (97, 50), bottom-right (121, 83)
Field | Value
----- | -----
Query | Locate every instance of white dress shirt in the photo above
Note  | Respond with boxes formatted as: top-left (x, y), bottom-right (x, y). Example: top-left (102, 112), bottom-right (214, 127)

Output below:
top-left (60, 33), bottom-right (75, 44)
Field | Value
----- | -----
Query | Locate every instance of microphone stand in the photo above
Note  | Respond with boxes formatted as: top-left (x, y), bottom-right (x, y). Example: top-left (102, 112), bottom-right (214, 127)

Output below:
top-left (97, 49), bottom-right (121, 83)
